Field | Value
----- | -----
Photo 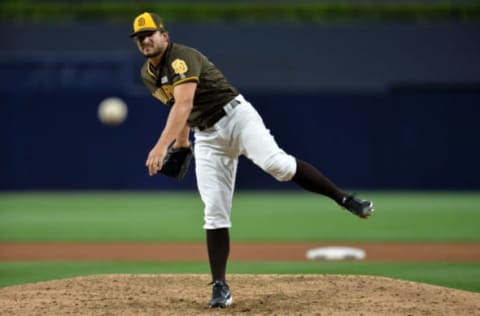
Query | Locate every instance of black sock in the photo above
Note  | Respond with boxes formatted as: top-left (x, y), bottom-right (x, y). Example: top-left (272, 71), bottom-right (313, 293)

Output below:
top-left (206, 228), bottom-right (230, 283)
top-left (292, 159), bottom-right (347, 205)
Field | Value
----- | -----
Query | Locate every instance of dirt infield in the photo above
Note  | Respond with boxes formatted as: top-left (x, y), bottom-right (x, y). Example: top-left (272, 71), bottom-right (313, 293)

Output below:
top-left (1, 242), bottom-right (480, 261)
top-left (1, 274), bottom-right (480, 315)
top-left (2, 242), bottom-right (480, 315)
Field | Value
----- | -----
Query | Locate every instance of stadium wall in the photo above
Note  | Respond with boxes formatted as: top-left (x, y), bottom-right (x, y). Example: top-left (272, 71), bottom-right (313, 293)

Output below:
top-left (1, 22), bottom-right (479, 190)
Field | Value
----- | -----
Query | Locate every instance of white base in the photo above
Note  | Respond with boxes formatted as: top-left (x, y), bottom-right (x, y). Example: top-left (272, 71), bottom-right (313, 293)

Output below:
top-left (306, 246), bottom-right (366, 261)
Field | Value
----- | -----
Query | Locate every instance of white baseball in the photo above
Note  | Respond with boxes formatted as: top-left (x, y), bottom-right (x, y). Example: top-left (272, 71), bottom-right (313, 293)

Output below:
top-left (97, 97), bottom-right (128, 126)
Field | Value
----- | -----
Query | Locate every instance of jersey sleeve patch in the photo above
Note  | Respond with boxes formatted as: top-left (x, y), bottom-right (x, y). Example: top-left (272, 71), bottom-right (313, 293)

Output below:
top-left (171, 59), bottom-right (189, 75)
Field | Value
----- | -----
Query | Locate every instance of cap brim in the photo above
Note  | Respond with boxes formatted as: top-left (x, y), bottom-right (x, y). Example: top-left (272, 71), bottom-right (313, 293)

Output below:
top-left (130, 28), bottom-right (158, 38)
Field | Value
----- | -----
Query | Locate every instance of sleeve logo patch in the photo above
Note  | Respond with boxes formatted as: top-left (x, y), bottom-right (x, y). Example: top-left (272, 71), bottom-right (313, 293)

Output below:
top-left (171, 59), bottom-right (188, 75)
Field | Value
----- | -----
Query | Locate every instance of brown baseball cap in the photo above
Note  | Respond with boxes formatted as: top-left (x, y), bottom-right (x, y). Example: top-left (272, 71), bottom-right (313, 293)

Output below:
top-left (130, 12), bottom-right (167, 38)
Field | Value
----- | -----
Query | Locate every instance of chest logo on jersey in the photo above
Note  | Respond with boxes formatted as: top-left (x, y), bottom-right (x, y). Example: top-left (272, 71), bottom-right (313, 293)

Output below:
top-left (153, 85), bottom-right (174, 104)
top-left (161, 76), bottom-right (168, 84)
top-left (171, 59), bottom-right (188, 75)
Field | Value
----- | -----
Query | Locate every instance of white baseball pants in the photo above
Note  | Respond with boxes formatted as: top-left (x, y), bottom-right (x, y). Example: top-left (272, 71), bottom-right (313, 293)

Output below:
top-left (193, 94), bottom-right (297, 229)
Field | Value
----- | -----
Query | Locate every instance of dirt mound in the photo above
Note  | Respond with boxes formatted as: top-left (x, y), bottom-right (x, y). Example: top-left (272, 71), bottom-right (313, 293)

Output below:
top-left (1, 274), bottom-right (479, 315)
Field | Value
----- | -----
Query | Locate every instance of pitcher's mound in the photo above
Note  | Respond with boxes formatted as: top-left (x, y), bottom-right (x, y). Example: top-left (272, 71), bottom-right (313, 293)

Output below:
top-left (1, 274), bottom-right (479, 315)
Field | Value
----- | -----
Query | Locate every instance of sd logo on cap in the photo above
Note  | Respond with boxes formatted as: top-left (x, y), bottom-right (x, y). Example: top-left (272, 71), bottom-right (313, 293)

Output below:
top-left (130, 12), bottom-right (167, 38)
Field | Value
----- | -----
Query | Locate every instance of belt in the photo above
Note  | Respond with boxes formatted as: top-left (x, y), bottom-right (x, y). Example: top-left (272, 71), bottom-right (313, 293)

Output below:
top-left (197, 98), bottom-right (241, 131)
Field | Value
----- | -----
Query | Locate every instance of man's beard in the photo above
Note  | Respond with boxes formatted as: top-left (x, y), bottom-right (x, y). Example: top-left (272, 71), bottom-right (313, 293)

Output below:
top-left (144, 46), bottom-right (163, 58)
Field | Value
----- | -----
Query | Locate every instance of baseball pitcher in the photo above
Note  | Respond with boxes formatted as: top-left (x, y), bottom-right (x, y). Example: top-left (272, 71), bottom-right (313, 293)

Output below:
top-left (130, 12), bottom-right (374, 308)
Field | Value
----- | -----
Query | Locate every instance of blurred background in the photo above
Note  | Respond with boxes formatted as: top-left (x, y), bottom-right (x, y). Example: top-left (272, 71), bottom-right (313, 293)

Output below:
top-left (0, 0), bottom-right (479, 191)
top-left (1, 0), bottom-right (480, 293)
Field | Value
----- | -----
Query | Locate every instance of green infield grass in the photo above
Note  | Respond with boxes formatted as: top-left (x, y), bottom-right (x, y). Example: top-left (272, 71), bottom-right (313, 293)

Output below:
top-left (1, 261), bottom-right (479, 292)
top-left (0, 191), bottom-right (479, 242)
top-left (0, 191), bottom-right (479, 292)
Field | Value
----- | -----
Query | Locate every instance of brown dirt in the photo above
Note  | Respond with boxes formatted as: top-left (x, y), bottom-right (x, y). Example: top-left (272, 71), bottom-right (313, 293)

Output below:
top-left (0, 243), bottom-right (480, 262)
top-left (1, 274), bottom-right (480, 316)
top-left (1, 242), bottom-right (480, 315)
top-left (1, 242), bottom-right (480, 261)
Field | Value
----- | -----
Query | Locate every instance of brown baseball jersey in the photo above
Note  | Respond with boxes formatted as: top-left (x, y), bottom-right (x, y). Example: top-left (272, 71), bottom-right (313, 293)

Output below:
top-left (140, 42), bottom-right (238, 128)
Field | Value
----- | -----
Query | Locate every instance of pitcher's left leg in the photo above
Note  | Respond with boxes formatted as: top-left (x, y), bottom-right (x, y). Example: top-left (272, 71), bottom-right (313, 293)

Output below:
top-left (194, 131), bottom-right (238, 303)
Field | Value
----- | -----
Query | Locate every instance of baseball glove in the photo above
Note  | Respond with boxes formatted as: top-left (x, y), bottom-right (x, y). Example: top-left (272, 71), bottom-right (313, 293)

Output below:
top-left (159, 144), bottom-right (193, 181)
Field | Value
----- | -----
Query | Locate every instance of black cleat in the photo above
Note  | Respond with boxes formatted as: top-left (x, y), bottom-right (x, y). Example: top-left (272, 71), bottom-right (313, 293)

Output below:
top-left (342, 195), bottom-right (374, 218)
top-left (208, 280), bottom-right (233, 308)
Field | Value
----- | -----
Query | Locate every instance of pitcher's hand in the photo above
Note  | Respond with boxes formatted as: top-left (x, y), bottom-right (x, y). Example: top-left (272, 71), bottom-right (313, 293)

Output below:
top-left (146, 145), bottom-right (167, 176)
